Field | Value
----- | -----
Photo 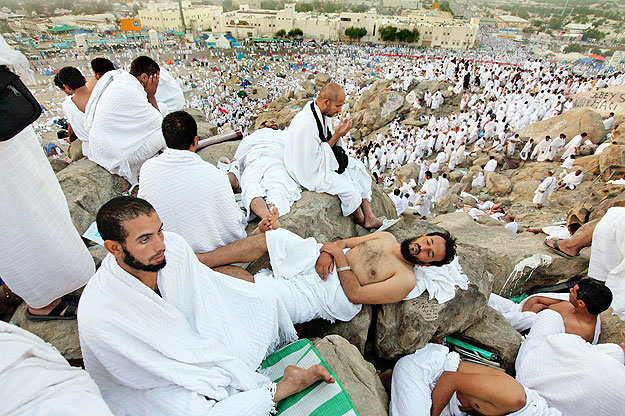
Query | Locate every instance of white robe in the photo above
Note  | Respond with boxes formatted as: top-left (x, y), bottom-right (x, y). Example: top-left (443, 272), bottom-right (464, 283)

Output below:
top-left (516, 310), bottom-right (625, 416)
top-left (560, 171), bottom-right (583, 189)
top-left (62, 95), bottom-right (90, 157)
top-left (434, 177), bottom-right (449, 203)
top-left (560, 135), bottom-right (582, 160)
top-left (85, 69), bottom-right (166, 184)
top-left (532, 176), bottom-right (556, 205)
top-left (78, 232), bottom-right (296, 416)
top-left (531, 140), bottom-right (550, 162)
top-left (234, 128), bottom-right (301, 219)
top-left (415, 178), bottom-right (437, 217)
top-left (483, 159), bottom-right (497, 172)
top-left (0, 126), bottom-right (95, 308)
top-left (471, 173), bottom-right (485, 188)
top-left (0, 321), bottom-right (112, 416)
top-left (138, 149), bottom-right (247, 253)
top-left (285, 102), bottom-right (371, 216)
top-left (588, 207), bottom-right (625, 319)
top-left (155, 67), bottom-right (185, 115)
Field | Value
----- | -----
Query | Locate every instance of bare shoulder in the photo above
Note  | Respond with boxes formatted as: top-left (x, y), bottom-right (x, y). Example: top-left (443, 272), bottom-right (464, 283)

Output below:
top-left (377, 232), bottom-right (398, 242)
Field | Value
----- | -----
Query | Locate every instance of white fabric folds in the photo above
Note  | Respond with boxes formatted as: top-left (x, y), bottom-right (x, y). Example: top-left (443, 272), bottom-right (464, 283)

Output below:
top-left (0, 126), bottom-right (95, 308)
top-left (62, 95), bottom-right (90, 157)
top-left (78, 232), bottom-right (297, 416)
top-left (0, 321), bottom-right (112, 416)
top-left (404, 257), bottom-right (469, 304)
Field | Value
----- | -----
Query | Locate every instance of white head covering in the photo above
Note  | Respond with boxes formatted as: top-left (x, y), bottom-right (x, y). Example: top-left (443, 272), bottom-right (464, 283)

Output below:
top-left (0, 35), bottom-right (35, 83)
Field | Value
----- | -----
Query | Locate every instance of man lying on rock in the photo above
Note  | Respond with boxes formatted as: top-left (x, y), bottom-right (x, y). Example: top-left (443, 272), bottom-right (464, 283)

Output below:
top-left (489, 279), bottom-right (612, 344)
top-left (389, 343), bottom-right (562, 416)
top-left (198, 227), bottom-right (457, 324)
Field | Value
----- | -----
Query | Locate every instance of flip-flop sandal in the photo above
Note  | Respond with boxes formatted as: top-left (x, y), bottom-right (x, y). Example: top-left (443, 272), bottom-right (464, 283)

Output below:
top-left (372, 218), bottom-right (400, 233)
top-left (543, 239), bottom-right (577, 259)
top-left (25, 294), bottom-right (79, 321)
top-left (217, 156), bottom-right (230, 173)
top-left (228, 160), bottom-right (241, 183)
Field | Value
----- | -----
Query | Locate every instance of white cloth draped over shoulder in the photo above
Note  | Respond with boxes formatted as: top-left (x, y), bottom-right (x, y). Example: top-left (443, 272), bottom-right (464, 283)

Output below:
top-left (0, 321), bottom-right (112, 416)
top-left (85, 69), bottom-right (166, 184)
top-left (560, 171), bottom-right (583, 189)
top-left (78, 232), bottom-right (297, 416)
top-left (155, 67), bottom-right (185, 115)
top-left (404, 257), bottom-right (469, 304)
top-left (285, 101), bottom-right (372, 216)
top-left (62, 95), bottom-right (90, 157)
top-left (532, 176), bottom-right (556, 205)
top-left (488, 293), bottom-right (601, 343)
top-left (588, 207), bottom-right (625, 319)
top-left (516, 310), bottom-right (625, 416)
top-left (0, 34), bottom-right (35, 83)
top-left (0, 126), bottom-right (95, 308)
top-left (138, 149), bottom-right (247, 253)
top-left (234, 128), bottom-right (302, 219)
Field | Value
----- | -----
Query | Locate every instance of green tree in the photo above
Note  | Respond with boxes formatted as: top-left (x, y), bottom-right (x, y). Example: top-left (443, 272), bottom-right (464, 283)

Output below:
top-left (563, 43), bottom-right (583, 53)
top-left (439, 1), bottom-right (453, 16)
top-left (582, 28), bottom-right (605, 40)
top-left (350, 4), bottom-right (367, 13)
top-left (548, 16), bottom-right (563, 30)
top-left (274, 29), bottom-right (286, 38)
top-left (379, 25), bottom-right (397, 42)
top-left (222, 0), bottom-right (237, 12)
top-left (287, 28), bottom-right (303, 38)
top-left (345, 26), bottom-right (367, 42)
top-left (261, 0), bottom-right (278, 10)
top-left (522, 26), bottom-right (534, 34)
top-left (295, 3), bottom-right (313, 12)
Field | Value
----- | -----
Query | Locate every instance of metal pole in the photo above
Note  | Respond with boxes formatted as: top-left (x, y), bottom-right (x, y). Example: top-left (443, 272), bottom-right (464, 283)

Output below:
top-left (178, 0), bottom-right (187, 33)
top-left (561, 0), bottom-right (569, 16)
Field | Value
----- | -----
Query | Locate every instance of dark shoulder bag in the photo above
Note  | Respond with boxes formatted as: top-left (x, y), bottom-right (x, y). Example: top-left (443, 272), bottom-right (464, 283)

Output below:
top-left (310, 102), bottom-right (348, 174)
top-left (0, 66), bottom-right (42, 141)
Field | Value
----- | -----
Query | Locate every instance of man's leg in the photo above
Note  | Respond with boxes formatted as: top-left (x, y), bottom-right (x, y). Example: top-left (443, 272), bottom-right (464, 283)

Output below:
top-left (212, 265), bottom-right (254, 282)
top-left (544, 222), bottom-right (596, 257)
top-left (360, 199), bottom-right (383, 229)
top-left (250, 196), bottom-right (271, 220)
top-left (197, 233), bottom-right (268, 268)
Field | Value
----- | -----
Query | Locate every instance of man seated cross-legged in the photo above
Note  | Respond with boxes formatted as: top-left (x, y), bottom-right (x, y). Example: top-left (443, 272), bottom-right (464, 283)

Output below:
top-left (78, 197), bottom-right (333, 416)
top-left (198, 227), bottom-right (456, 324)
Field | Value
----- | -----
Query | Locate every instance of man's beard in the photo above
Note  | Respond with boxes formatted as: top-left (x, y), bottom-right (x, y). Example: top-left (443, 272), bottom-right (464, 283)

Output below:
top-left (122, 246), bottom-right (166, 272)
top-left (400, 238), bottom-right (423, 265)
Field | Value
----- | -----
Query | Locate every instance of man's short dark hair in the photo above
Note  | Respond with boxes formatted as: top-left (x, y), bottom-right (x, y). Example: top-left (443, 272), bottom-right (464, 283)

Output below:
top-left (97, 197), bottom-right (156, 243)
top-left (425, 170), bottom-right (432, 179)
top-left (130, 55), bottom-right (160, 78)
top-left (53, 66), bottom-right (85, 90)
top-left (394, 188), bottom-right (400, 195)
top-left (91, 57), bottom-right (115, 77)
top-left (162, 111), bottom-right (197, 150)
top-left (427, 231), bottom-right (456, 267)
top-left (577, 279), bottom-right (612, 315)
top-left (568, 222), bottom-right (581, 234)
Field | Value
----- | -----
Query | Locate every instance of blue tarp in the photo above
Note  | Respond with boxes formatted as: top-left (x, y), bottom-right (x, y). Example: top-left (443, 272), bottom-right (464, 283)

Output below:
top-left (236, 52), bottom-right (244, 58)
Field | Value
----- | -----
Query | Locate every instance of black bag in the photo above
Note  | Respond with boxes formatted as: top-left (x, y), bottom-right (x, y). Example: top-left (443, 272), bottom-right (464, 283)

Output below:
top-left (310, 102), bottom-right (348, 174)
top-left (0, 66), bottom-right (42, 141)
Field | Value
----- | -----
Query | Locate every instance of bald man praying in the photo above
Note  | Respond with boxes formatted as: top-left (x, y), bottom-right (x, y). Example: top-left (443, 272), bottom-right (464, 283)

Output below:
top-left (284, 83), bottom-right (383, 229)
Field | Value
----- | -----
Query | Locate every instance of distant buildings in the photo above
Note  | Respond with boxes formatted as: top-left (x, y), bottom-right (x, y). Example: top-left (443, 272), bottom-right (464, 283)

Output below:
top-left (495, 15), bottom-right (530, 30)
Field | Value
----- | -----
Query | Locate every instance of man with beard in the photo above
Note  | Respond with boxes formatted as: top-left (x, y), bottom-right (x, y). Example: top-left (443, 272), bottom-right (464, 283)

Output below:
top-left (197, 228), bottom-right (456, 324)
top-left (78, 197), bottom-right (334, 415)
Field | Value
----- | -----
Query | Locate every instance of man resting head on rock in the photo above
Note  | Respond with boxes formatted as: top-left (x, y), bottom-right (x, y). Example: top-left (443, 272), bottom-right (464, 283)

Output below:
top-left (198, 228), bottom-right (456, 324)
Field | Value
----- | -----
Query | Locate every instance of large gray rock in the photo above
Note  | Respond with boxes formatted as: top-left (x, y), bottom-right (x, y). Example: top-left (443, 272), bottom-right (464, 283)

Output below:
top-left (313, 335), bottom-right (388, 416)
top-left (393, 162), bottom-right (419, 188)
top-left (598, 308), bottom-right (625, 345)
top-left (459, 306), bottom-right (522, 373)
top-left (351, 80), bottom-right (409, 138)
top-left (431, 212), bottom-right (589, 296)
top-left (598, 144), bottom-right (625, 180)
top-left (56, 158), bottom-right (128, 234)
top-left (518, 108), bottom-right (606, 144)
top-left (315, 72), bottom-right (331, 88)
top-left (11, 302), bottom-right (81, 361)
top-left (197, 140), bottom-right (241, 166)
top-left (485, 172), bottom-right (512, 196)
top-left (301, 305), bottom-right (372, 353)
top-left (48, 158), bottom-right (69, 174)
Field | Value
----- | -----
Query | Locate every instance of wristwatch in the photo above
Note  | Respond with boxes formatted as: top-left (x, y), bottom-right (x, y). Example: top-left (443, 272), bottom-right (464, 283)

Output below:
top-left (336, 266), bottom-right (352, 273)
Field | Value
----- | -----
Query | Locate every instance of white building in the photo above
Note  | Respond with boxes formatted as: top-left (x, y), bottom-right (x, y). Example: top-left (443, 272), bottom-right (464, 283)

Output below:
top-left (138, 1), bottom-right (223, 32)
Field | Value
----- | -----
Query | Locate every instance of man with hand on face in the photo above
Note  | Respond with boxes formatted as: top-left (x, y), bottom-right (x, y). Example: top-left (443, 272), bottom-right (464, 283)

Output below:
top-left (84, 55), bottom-right (166, 185)
top-left (284, 82), bottom-right (384, 230)
top-left (198, 227), bottom-right (456, 325)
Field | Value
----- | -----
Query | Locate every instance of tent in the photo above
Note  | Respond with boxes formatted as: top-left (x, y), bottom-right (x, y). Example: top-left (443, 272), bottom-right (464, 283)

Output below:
top-left (588, 53), bottom-right (606, 61)
top-left (216, 35), bottom-right (231, 49)
top-left (48, 24), bottom-right (78, 33)
top-left (236, 52), bottom-right (244, 59)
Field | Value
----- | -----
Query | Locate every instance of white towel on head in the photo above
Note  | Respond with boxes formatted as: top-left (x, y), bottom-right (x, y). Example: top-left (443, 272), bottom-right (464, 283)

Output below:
top-left (404, 257), bottom-right (469, 303)
top-left (0, 34), bottom-right (35, 83)
top-left (155, 67), bottom-right (185, 114)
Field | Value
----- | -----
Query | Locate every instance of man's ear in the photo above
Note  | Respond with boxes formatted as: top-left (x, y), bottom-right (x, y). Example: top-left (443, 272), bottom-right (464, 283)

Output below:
top-left (138, 73), bottom-right (148, 85)
top-left (104, 240), bottom-right (123, 258)
top-left (578, 299), bottom-right (586, 310)
top-left (193, 136), bottom-right (199, 148)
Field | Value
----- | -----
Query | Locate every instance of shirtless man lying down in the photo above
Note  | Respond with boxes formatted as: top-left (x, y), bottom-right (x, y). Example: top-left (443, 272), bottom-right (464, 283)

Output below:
top-left (198, 228), bottom-right (456, 324)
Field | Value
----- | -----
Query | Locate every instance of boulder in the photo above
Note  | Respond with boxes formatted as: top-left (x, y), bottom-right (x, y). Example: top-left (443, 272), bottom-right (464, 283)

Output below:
top-left (476, 215), bottom-right (503, 227)
top-left (518, 108), bottom-right (606, 144)
top-left (196, 122), bottom-right (219, 138)
top-left (315, 73), bottom-right (331, 88)
top-left (11, 302), bottom-right (81, 361)
top-left (68, 139), bottom-right (84, 161)
top-left (182, 107), bottom-right (206, 122)
top-left (510, 180), bottom-right (539, 202)
top-left (197, 140), bottom-right (241, 166)
top-left (351, 80), bottom-right (408, 136)
top-left (393, 163), bottom-right (419, 188)
top-left (48, 158), bottom-right (69, 174)
top-left (449, 170), bottom-right (464, 183)
top-left (435, 192), bottom-right (461, 214)
top-left (573, 155), bottom-right (600, 174)
top-left (56, 158), bottom-right (128, 234)
top-left (431, 212), bottom-right (589, 297)
top-left (313, 335), bottom-right (388, 416)
top-left (598, 144), bottom-right (625, 180)
top-left (598, 308), bottom-right (625, 345)
top-left (301, 305), bottom-right (372, 353)
top-left (571, 85), bottom-right (625, 119)
top-left (374, 249), bottom-right (492, 359)
top-left (458, 306), bottom-right (522, 372)
top-left (614, 122), bottom-right (625, 145)
top-left (485, 172), bottom-right (512, 196)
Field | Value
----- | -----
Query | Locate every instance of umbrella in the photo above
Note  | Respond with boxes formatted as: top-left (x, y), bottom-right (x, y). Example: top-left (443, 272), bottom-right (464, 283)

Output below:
top-left (588, 54), bottom-right (606, 61)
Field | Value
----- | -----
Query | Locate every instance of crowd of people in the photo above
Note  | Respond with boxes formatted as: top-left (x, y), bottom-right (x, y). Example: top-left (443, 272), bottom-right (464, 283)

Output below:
top-left (1, 31), bottom-right (625, 415)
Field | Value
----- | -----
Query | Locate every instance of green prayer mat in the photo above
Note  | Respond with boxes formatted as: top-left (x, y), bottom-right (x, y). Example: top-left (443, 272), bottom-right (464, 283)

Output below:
top-left (259, 339), bottom-right (359, 416)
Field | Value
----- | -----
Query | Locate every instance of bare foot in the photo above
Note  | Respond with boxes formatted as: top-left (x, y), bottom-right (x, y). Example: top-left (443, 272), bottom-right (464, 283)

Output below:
top-left (274, 365), bottom-right (335, 402)
top-left (544, 238), bottom-right (579, 257)
top-left (362, 216), bottom-right (383, 230)
top-left (268, 206), bottom-right (281, 230)
top-left (258, 217), bottom-right (272, 233)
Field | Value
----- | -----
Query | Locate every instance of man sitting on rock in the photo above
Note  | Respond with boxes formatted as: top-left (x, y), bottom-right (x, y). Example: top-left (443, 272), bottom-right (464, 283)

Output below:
top-left (555, 169), bottom-right (583, 191)
top-left (79, 197), bottom-right (334, 415)
top-left (489, 279), bottom-right (611, 344)
top-left (284, 83), bottom-right (383, 230)
top-left (198, 227), bottom-right (456, 324)
top-left (389, 343), bottom-right (561, 416)
top-left (53, 66), bottom-right (91, 157)
top-left (138, 111), bottom-right (278, 278)
top-left (233, 119), bottom-right (302, 221)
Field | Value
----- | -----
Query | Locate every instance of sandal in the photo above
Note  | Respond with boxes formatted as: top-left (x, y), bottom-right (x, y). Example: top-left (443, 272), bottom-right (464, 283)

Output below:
top-left (25, 294), bottom-right (80, 321)
top-left (543, 239), bottom-right (577, 259)
top-left (217, 156), bottom-right (231, 173)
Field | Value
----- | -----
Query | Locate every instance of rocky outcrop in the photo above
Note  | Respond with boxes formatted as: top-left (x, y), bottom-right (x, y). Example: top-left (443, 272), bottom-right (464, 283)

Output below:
top-left (49, 158), bottom-right (69, 174)
top-left (598, 308), bottom-right (625, 345)
top-left (313, 335), bottom-right (388, 416)
top-left (458, 306), bottom-right (522, 373)
top-left (598, 144), bottom-right (625, 180)
top-left (254, 98), bottom-right (309, 130)
top-left (351, 80), bottom-right (407, 140)
top-left (315, 73), bottom-right (331, 88)
top-left (197, 140), bottom-right (241, 166)
top-left (485, 172), bottom-right (512, 196)
top-left (56, 158), bottom-right (128, 234)
top-left (431, 212), bottom-right (589, 296)
top-left (518, 108), bottom-right (606, 144)
top-left (393, 162), bottom-right (419, 188)
top-left (302, 305), bottom-right (372, 354)
top-left (571, 85), bottom-right (625, 119)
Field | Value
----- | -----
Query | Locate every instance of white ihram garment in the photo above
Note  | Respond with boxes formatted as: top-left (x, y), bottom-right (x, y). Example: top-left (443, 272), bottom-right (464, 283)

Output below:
top-left (234, 128), bottom-right (301, 219)
top-left (138, 149), bottom-right (246, 253)
top-left (0, 321), bottom-right (112, 416)
top-left (155, 67), bottom-right (185, 115)
top-left (285, 102), bottom-right (372, 216)
top-left (0, 126), bottom-right (94, 308)
top-left (415, 178), bottom-right (437, 217)
top-left (516, 310), bottom-right (625, 416)
top-left (532, 176), bottom-right (556, 205)
top-left (62, 95), bottom-right (90, 157)
top-left (85, 69), bottom-right (166, 184)
top-left (78, 232), bottom-right (296, 416)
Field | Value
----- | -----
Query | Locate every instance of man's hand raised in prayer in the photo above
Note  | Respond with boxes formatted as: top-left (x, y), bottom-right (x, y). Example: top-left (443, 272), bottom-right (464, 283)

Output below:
top-left (144, 74), bottom-right (160, 111)
top-left (329, 117), bottom-right (353, 147)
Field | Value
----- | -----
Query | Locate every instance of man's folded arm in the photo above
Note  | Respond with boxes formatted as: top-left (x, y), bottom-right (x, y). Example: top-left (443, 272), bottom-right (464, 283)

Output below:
top-left (336, 268), bottom-right (414, 305)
